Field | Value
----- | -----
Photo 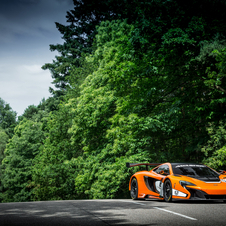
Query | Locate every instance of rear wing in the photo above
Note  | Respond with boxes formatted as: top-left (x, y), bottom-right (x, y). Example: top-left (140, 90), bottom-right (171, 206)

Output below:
top-left (126, 162), bottom-right (162, 171)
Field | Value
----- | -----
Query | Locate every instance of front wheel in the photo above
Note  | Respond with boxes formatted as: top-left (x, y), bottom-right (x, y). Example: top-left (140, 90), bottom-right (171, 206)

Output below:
top-left (163, 179), bottom-right (172, 202)
top-left (130, 177), bottom-right (138, 200)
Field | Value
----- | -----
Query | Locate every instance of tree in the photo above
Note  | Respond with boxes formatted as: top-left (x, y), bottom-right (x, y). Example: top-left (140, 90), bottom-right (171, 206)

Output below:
top-left (68, 9), bottom-right (226, 197)
top-left (0, 98), bottom-right (16, 201)
top-left (0, 128), bottom-right (8, 164)
top-left (0, 97), bottom-right (17, 138)
top-left (66, 20), bottom-right (168, 198)
top-left (32, 48), bottom-right (97, 201)
top-left (18, 97), bottom-right (59, 122)
top-left (43, 0), bottom-right (226, 97)
top-left (42, 0), bottom-right (140, 96)
top-left (32, 101), bottom-right (76, 201)
top-left (1, 119), bottom-right (44, 202)
top-left (0, 128), bottom-right (9, 202)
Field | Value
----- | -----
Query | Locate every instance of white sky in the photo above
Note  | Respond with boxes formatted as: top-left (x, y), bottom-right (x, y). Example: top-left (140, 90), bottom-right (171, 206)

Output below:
top-left (0, 0), bottom-right (74, 116)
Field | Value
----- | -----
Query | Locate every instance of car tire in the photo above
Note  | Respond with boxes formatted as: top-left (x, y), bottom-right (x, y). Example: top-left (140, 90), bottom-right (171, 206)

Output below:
top-left (130, 177), bottom-right (139, 200)
top-left (163, 179), bottom-right (172, 202)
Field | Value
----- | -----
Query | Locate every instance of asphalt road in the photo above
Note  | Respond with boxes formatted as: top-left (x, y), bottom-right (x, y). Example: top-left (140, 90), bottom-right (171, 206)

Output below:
top-left (0, 199), bottom-right (226, 226)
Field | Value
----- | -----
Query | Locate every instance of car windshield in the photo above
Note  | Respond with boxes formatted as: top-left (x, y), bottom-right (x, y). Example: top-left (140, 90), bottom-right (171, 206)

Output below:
top-left (172, 164), bottom-right (219, 177)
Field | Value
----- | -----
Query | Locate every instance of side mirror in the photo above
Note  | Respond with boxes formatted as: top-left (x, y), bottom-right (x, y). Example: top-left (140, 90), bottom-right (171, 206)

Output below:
top-left (219, 170), bottom-right (226, 174)
top-left (159, 170), bottom-right (168, 175)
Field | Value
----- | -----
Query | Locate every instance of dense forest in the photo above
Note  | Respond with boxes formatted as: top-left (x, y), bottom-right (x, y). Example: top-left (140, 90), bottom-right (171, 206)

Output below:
top-left (1, 0), bottom-right (226, 202)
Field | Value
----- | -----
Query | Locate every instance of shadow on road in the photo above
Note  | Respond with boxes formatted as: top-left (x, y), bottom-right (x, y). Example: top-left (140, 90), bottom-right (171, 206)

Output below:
top-left (0, 200), bottom-right (158, 226)
top-left (1, 199), bottom-right (225, 226)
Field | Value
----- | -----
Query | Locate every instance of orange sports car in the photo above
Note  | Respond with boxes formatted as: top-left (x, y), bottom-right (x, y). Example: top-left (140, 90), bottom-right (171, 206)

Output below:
top-left (126, 162), bottom-right (226, 202)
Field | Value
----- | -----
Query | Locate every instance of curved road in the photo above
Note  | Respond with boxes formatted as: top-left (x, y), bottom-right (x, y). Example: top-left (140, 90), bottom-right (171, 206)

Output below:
top-left (0, 199), bottom-right (225, 226)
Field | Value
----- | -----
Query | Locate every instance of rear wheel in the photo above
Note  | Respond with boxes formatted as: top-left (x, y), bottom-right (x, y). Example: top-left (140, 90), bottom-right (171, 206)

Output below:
top-left (130, 178), bottom-right (138, 200)
top-left (163, 179), bottom-right (172, 202)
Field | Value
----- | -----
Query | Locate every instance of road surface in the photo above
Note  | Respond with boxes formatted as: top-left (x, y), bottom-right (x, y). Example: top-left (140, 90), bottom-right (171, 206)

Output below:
top-left (0, 199), bottom-right (225, 225)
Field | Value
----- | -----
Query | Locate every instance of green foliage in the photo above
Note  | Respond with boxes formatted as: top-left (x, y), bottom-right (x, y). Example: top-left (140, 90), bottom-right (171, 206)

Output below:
top-left (73, 153), bottom-right (150, 199)
top-left (2, 0), bottom-right (226, 202)
top-left (68, 13), bottom-right (226, 197)
top-left (67, 20), bottom-right (180, 197)
top-left (34, 12), bottom-right (226, 199)
top-left (0, 128), bottom-right (9, 201)
top-left (42, 0), bottom-right (139, 96)
top-left (31, 49), bottom-right (98, 201)
top-left (32, 99), bottom-right (76, 201)
top-left (202, 121), bottom-right (226, 170)
top-left (0, 98), bottom-right (17, 201)
top-left (0, 128), bottom-right (8, 164)
top-left (0, 97), bottom-right (17, 138)
top-left (18, 97), bottom-right (59, 122)
top-left (67, 53), bottom-right (98, 99)
top-left (196, 38), bottom-right (226, 92)
top-left (1, 119), bottom-right (44, 202)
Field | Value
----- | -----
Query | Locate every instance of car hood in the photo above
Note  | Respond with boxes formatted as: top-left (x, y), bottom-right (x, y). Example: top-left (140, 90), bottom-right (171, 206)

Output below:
top-left (179, 175), bottom-right (220, 183)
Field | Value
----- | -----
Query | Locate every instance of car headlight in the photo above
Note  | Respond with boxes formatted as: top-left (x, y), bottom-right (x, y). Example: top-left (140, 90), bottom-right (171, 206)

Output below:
top-left (221, 178), bottom-right (226, 183)
top-left (180, 180), bottom-right (196, 188)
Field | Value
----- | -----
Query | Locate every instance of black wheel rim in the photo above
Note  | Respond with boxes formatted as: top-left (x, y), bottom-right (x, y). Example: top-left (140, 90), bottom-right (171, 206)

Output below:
top-left (164, 181), bottom-right (172, 200)
top-left (131, 180), bottom-right (137, 199)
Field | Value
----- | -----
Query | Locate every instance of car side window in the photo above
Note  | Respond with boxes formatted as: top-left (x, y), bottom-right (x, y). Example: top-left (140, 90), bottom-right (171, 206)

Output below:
top-left (154, 165), bottom-right (170, 175)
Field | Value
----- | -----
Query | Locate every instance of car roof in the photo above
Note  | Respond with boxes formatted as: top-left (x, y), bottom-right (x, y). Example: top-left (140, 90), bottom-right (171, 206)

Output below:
top-left (170, 163), bottom-right (205, 166)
